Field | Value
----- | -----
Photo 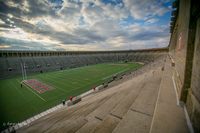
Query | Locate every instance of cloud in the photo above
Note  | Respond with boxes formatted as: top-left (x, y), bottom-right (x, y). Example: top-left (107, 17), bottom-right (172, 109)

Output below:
top-left (0, 36), bottom-right (60, 50)
top-left (0, 0), bottom-right (58, 19)
top-left (145, 18), bottom-right (159, 24)
top-left (0, 0), bottom-right (173, 51)
top-left (124, 0), bottom-right (170, 20)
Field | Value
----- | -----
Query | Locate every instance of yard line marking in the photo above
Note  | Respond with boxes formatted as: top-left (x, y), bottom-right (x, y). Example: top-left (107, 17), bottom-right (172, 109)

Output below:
top-left (23, 83), bottom-right (46, 102)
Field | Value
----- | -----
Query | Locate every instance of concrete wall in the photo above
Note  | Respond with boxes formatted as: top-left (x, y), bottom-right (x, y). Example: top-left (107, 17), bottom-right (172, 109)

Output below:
top-left (186, 18), bottom-right (200, 133)
top-left (191, 18), bottom-right (200, 110)
top-left (169, 0), bottom-right (200, 132)
top-left (0, 48), bottom-right (168, 57)
top-left (169, 0), bottom-right (191, 100)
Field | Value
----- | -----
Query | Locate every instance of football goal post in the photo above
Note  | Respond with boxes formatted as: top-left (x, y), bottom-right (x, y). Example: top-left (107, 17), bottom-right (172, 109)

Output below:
top-left (21, 63), bottom-right (27, 81)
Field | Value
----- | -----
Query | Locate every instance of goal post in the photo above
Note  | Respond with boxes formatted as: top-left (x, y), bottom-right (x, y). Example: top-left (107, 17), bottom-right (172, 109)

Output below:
top-left (21, 62), bottom-right (27, 81)
top-left (21, 63), bottom-right (24, 81)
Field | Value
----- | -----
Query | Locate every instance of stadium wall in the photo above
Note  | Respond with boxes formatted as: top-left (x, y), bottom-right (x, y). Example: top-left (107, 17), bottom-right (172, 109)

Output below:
top-left (0, 49), bottom-right (167, 79)
top-left (0, 48), bottom-right (167, 57)
top-left (169, 0), bottom-right (200, 132)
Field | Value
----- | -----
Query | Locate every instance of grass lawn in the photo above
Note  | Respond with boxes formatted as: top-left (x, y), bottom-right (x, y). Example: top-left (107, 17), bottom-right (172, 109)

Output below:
top-left (0, 62), bottom-right (142, 130)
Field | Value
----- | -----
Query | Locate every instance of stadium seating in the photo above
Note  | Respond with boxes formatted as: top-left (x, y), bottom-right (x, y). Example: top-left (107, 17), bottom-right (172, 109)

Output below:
top-left (0, 51), bottom-right (166, 79)
top-left (18, 57), bottom-right (165, 133)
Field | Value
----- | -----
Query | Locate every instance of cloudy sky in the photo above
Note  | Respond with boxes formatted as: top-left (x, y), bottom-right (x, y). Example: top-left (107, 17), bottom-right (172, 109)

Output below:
top-left (0, 0), bottom-right (173, 51)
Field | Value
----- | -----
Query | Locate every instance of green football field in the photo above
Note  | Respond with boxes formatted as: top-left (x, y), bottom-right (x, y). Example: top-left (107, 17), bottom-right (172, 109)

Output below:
top-left (0, 62), bottom-right (142, 129)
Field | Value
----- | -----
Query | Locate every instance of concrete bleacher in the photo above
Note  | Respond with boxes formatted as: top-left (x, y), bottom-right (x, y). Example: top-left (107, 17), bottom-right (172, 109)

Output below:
top-left (0, 51), bottom-right (166, 79)
top-left (149, 57), bottom-right (189, 133)
top-left (16, 55), bottom-right (189, 133)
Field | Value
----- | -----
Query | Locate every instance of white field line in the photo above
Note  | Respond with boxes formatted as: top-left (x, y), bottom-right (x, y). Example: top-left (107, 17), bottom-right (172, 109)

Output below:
top-left (23, 83), bottom-right (46, 102)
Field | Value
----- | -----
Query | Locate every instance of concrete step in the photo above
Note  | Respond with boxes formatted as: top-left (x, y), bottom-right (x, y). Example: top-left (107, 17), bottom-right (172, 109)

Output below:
top-left (75, 119), bottom-right (101, 133)
top-left (45, 95), bottom-right (110, 132)
top-left (112, 110), bottom-right (152, 133)
top-left (92, 115), bottom-right (121, 133)
top-left (45, 117), bottom-right (87, 133)
top-left (110, 81), bottom-right (145, 119)
top-left (109, 69), bottom-right (159, 120)
top-left (75, 91), bottom-right (130, 133)
top-left (112, 70), bottom-right (162, 133)
top-left (86, 88), bottom-right (130, 121)
top-left (76, 74), bottom-right (149, 133)
top-left (66, 95), bottom-right (111, 120)
top-left (18, 104), bottom-right (87, 133)
top-left (130, 73), bottom-right (161, 116)
top-left (76, 74), bottom-right (147, 133)
top-left (20, 95), bottom-right (110, 133)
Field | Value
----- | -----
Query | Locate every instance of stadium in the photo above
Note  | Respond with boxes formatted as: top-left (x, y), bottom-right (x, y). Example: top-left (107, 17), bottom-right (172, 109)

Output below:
top-left (0, 0), bottom-right (200, 133)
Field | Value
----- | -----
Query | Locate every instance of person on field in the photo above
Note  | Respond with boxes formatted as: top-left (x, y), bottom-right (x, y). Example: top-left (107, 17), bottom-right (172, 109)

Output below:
top-left (62, 100), bottom-right (65, 105)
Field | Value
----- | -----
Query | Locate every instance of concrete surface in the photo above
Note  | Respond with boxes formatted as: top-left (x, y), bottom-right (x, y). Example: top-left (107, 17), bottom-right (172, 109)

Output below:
top-left (150, 57), bottom-right (189, 133)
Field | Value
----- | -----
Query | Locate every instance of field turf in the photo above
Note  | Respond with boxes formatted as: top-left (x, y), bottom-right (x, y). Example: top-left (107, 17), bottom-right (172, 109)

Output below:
top-left (0, 62), bottom-right (142, 130)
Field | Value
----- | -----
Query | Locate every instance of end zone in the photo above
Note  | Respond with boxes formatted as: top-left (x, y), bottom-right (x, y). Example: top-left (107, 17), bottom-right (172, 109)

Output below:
top-left (23, 79), bottom-right (54, 94)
